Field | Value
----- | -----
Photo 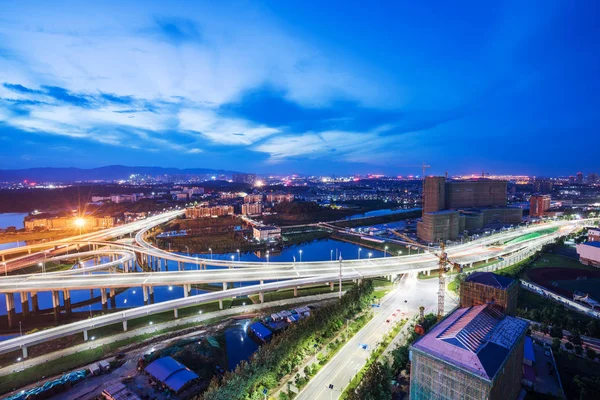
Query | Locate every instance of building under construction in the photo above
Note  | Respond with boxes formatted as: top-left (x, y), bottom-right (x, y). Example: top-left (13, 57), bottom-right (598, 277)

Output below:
top-left (459, 272), bottom-right (518, 316)
top-left (418, 177), bottom-right (522, 242)
top-left (410, 304), bottom-right (528, 400)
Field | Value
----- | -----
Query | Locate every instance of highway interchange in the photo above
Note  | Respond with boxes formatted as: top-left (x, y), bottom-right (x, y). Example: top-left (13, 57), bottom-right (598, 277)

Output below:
top-left (0, 211), bottom-right (593, 396)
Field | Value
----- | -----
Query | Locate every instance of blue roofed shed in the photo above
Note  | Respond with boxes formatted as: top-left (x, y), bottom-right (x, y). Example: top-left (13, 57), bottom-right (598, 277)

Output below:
top-left (249, 322), bottom-right (273, 342)
top-left (145, 356), bottom-right (198, 393)
top-left (523, 336), bottom-right (535, 366)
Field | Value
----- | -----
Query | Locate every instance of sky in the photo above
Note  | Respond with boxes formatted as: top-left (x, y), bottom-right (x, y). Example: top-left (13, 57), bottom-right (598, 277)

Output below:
top-left (0, 0), bottom-right (599, 176)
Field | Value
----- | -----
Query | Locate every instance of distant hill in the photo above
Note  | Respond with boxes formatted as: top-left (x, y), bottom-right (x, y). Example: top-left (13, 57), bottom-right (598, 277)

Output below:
top-left (0, 165), bottom-right (243, 183)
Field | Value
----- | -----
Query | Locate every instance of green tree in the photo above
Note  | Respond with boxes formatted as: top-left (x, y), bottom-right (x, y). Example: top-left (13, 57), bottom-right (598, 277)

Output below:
top-left (575, 345), bottom-right (583, 355)
top-left (586, 347), bottom-right (596, 360)
top-left (586, 320), bottom-right (598, 337)
top-left (550, 325), bottom-right (563, 339)
top-left (552, 338), bottom-right (561, 352)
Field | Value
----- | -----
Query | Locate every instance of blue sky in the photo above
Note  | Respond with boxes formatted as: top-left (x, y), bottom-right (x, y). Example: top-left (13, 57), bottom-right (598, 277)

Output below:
top-left (0, 0), bottom-right (598, 176)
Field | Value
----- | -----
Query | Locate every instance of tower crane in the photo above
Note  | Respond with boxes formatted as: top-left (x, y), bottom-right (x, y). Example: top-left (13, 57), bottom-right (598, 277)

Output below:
top-left (387, 229), bottom-right (461, 320)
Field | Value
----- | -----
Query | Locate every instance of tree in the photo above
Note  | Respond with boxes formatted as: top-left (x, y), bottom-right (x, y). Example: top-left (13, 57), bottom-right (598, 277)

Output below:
top-left (570, 330), bottom-right (582, 346)
top-left (550, 325), bottom-right (563, 339)
top-left (552, 338), bottom-right (561, 352)
top-left (586, 347), bottom-right (596, 360)
top-left (586, 320), bottom-right (598, 337)
top-left (565, 342), bottom-right (574, 351)
top-left (575, 345), bottom-right (583, 355)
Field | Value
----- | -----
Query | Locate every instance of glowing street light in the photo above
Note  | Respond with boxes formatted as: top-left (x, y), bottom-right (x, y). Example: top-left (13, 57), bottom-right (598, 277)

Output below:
top-left (368, 252), bottom-right (372, 260)
top-left (384, 246), bottom-right (388, 257)
top-left (74, 217), bottom-right (85, 235)
top-left (208, 248), bottom-right (213, 259)
top-left (299, 250), bottom-right (303, 262)
top-left (358, 248), bottom-right (362, 259)
top-left (236, 249), bottom-right (240, 261)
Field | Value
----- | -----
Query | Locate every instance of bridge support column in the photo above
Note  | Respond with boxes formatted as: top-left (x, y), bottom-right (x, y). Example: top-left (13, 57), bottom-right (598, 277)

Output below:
top-left (51, 291), bottom-right (60, 322)
top-left (174, 308), bottom-right (178, 318)
top-left (83, 330), bottom-right (88, 341)
top-left (20, 292), bottom-right (29, 318)
top-left (427, 270), bottom-right (431, 276)
top-left (101, 288), bottom-right (108, 310)
top-left (149, 286), bottom-right (154, 304)
top-left (259, 280), bottom-right (264, 303)
top-left (109, 288), bottom-right (116, 308)
top-left (294, 287), bottom-right (298, 297)
top-left (184, 284), bottom-right (190, 298)
top-left (21, 346), bottom-right (28, 359)
top-left (30, 292), bottom-right (39, 314)
top-left (123, 320), bottom-right (128, 332)
top-left (5, 293), bottom-right (15, 329)
top-left (142, 286), bottom-right (148, 305)
top-left (63, 290), bottom-right (71, 315)
top-left (330, 282), bottom-right (334, 291)
top-left (178, 261), bottom-right (182, 271)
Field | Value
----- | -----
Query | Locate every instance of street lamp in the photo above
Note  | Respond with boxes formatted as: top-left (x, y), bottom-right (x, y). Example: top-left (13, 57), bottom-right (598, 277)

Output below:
top-left (299, 250), bottom-right (303, 262)
top-left (266, 250), bottom-right (270, 263)
top-left (368, 252), bottom-right (372, 260)
top-left (74, 217), bottom-right (85, 235)
top-left (2, 262), bottom-right (6, 277)
top-left (38, 262), bottom-right (45, 274)
top-left (236, 249), bottom-right (240, 261)
top-left (358, 248), bottom-right (362, 259)
top-left (209, 248), bottom-right (213, 259)
top-left (384, 246), bottom-right (388, 258)
top-left (185, 246), bottom-right (190, 256)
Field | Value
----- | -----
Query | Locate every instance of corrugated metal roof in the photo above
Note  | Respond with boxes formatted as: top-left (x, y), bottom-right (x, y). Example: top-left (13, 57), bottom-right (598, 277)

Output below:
top-left (145, 356), bottom-right (198, 392)
top-left (412, 304), bottom-right (528, 380)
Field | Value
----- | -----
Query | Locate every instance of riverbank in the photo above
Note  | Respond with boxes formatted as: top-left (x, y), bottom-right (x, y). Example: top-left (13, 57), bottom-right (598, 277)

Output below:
top-left (0, 293), bottom-right (340, 396)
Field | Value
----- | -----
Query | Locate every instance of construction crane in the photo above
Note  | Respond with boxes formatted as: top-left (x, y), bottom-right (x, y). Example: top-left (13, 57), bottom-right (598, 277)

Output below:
top-left (387, 229), bottom-right (461, 320)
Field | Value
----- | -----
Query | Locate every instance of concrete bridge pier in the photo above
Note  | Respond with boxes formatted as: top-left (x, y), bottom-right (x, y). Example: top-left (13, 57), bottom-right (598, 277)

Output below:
top-left (5, 293), bottom-right (16, 329)
top-left (21, 345), bottom-right (28, 359)
top-left (142, 286), bottom-right (148, 305)
top-left (20, 292), bottom-right (29, 319)
top-left (30, 292), bottom-right (39, 314)
top-left (174, 308), bottom-right (178, 318)
top-left (149, 286), bottom-right (154, 304)
top-left (101, 288), bottom-right (108, 310)
top-left (219, 282), bottom-right (227, 310)
top-left (294, 287), bottom-right (298, 297)
top-left (109, 288), bottom-right (116, 308)
top-left (183, 284), bottom-right (190, 297)
top-left (177, 261), bottom-right (182, 271)
top-left (122, 320), bottom-right (128, 331)
top-left (83, 330), bottom-right (88, 341)
top-left (51, 291), bottom-right (60, 322)
top-left (259, 280), bottom-right (264, 303)
top-left (427, 269), bottom-right (431, 276)
top-left (330, 281), bottom-right (334, 291)
top-left (63, 290), bottom-right (72, 315)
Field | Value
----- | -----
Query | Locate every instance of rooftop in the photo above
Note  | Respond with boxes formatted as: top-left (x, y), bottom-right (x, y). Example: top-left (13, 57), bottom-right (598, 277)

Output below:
top-left (145, 356), bottom-right (198, 393)
top-left (465, 272), bottom-right (515, 289)
top-left (582, 241), bottom-right (600, 249)
top-left (411, 304), bottom-right (528, 381)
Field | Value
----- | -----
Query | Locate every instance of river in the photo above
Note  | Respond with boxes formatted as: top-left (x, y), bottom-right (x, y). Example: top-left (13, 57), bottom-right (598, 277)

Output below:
top-left (0, 213), bottom-right (28, 230)
top-left (0, 238), bottom-right (383, 323)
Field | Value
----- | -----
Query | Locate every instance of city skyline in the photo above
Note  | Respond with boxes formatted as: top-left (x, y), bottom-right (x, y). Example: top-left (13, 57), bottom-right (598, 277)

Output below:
top-left (1, 1), bottom-right (599, 176)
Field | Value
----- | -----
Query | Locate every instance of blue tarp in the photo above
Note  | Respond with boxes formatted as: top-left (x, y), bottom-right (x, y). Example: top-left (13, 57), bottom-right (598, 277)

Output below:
top-left (524, 336), bottom-right (535, 364)
top-left (249, 322), bottom-right (273, 341)
top-left (145, 356), bottom-right (198, 393)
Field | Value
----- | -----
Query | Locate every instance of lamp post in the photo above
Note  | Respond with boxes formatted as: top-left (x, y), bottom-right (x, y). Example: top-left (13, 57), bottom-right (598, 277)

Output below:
top-left (299, 250), bottom-right (303, 262)
top-left (2, 262), bottom-right (6, 277)
top-left (38, 262), bottom-right (45, 274)
top-left (236, 249), bottom-right (240, 262)
top-left (185, 246), bottom-right (190, 256)
top-left (384, 246), bottom-right (388, 257)
top-left (330, 249), bottom-right (333, 261)
top-left (358, 248), bottom-right (362, 259)
top-left (368, 252), bottom-right (372, 260)
top-left (209, 248), bottom-right (213, 259)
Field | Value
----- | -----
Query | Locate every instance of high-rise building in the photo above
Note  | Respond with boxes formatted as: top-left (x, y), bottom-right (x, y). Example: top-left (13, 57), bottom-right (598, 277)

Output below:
top-left (423, 176), bottom-right (446, 213)
top-left (576, 172), bottom-right (584, 184)
top-left (417, 177), bottom-right (521, 242)
top-left (410, 304), bottom-right (528, 400)
top-left (241, 203), bottom-right (263, 216)
top-left (588, 173), bottom-right (599, 184)
top-left (459, 272), bottom-right (518, 316)
top-left (529, 195), bottom-right (551, 218)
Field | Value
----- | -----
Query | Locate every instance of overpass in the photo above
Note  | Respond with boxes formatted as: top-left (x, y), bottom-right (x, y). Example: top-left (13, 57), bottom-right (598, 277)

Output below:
top-left (0, 213), bottom-right (592, 358)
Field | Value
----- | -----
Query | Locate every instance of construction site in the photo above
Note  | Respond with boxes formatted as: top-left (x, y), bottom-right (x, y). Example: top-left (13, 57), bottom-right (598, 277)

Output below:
top-left (417, 176), bottom-right (523, 243)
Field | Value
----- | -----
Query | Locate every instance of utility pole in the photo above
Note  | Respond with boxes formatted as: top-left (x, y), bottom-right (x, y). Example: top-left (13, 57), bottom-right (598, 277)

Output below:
top-left (338, 255), bottom-right (343, 299)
